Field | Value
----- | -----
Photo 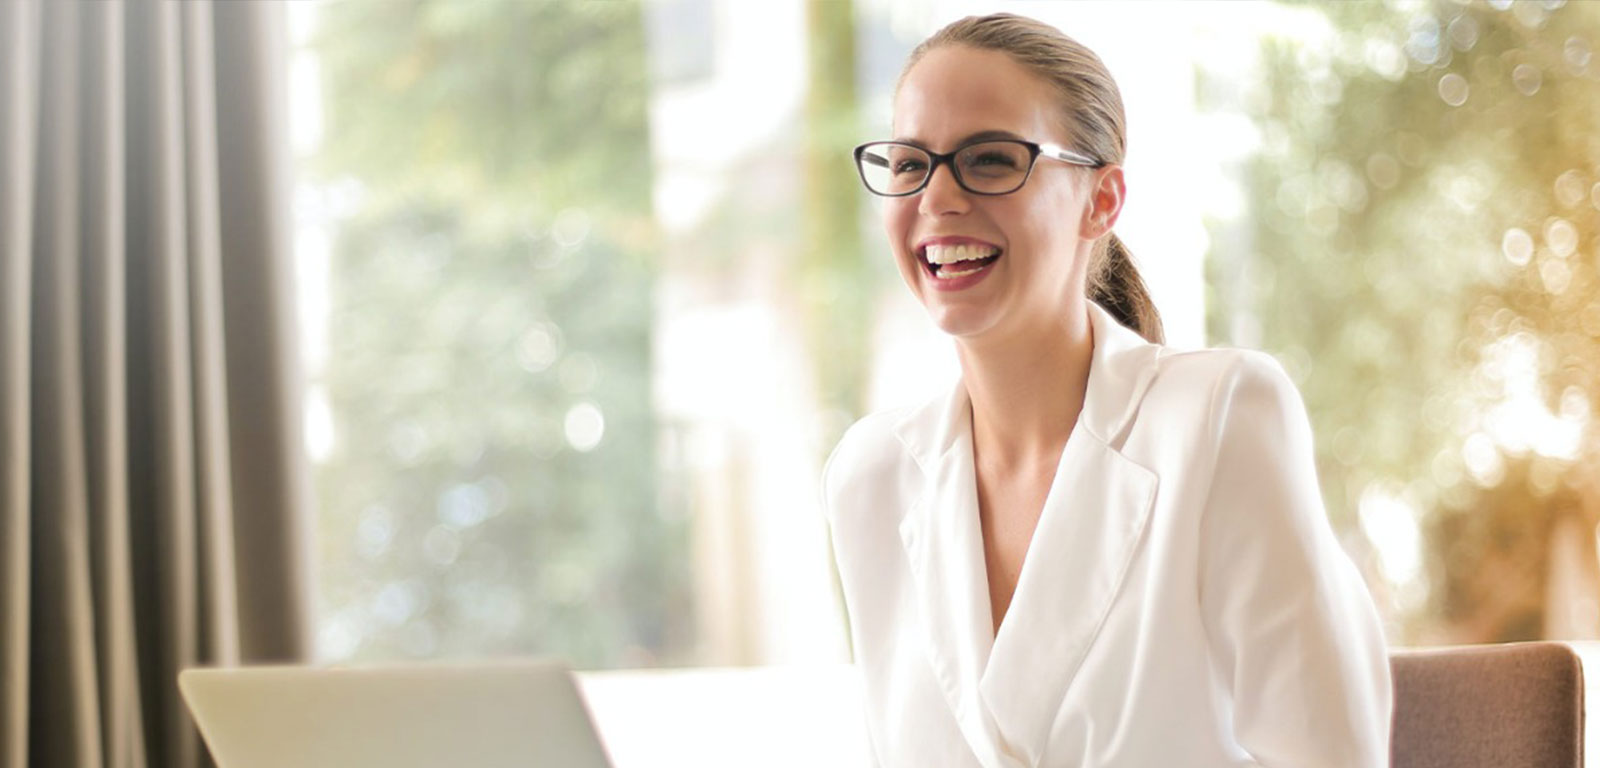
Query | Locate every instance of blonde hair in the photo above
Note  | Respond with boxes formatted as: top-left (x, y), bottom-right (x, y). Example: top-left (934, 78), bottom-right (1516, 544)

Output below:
top-left (900, 13), bottom-right (1165, 343)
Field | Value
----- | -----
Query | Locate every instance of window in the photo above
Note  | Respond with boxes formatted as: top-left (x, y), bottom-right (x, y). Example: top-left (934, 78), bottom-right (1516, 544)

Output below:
top-left (291, 0), bottom-right (1600, 679)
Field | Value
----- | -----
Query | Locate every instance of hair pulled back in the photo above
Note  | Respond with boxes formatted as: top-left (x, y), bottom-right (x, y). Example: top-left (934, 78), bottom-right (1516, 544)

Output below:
top-left (899, 13), bottom-right (1164, 343)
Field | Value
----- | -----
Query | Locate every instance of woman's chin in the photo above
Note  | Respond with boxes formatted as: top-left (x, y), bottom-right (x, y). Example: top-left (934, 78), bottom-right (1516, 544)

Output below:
top-left (924, 303), bottom-right (1000, 340)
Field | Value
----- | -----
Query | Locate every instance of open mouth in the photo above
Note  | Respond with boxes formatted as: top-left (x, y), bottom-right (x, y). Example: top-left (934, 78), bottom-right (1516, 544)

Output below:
top-left (919, 242), bottom-right (1002, 279)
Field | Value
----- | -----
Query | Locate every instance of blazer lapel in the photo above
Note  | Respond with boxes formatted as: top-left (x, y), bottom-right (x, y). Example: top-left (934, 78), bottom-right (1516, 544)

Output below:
top-left (978, 427), bottom-right (1157, 763)
top-left (979, 303), bottom-right (1165, 763)
top-left (894, 384), bottom-right (1012, 768)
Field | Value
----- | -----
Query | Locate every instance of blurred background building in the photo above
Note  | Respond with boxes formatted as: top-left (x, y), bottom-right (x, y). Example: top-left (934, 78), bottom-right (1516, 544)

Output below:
top-left (285, 0), bottom-right (1600, 670)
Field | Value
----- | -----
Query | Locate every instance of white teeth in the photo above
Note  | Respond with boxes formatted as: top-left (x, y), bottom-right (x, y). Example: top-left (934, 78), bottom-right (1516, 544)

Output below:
top-left (939, 263), bottom-right (987, 278)
top-left (924, 243), bottom-right (1000, 265)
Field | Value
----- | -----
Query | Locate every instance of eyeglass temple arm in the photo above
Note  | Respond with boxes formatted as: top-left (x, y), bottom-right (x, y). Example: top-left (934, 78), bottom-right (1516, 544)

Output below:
top-left (861, 151), bottom-right (891, 169)
top-left (1039, 142), bottom-right (1099, 167)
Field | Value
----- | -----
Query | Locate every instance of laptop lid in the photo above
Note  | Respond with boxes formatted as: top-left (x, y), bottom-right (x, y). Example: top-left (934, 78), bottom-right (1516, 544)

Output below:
top-left (178, 658), bottom-right (613, 768)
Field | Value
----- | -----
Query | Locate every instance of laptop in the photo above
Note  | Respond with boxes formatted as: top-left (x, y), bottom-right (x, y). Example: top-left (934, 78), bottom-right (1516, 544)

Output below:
top-left (178, 658), bottom-right (614, 768)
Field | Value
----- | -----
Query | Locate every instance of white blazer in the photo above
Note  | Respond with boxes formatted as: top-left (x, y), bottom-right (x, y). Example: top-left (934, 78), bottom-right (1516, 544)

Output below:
top-left (822, 302), bottom-right (1392, 768)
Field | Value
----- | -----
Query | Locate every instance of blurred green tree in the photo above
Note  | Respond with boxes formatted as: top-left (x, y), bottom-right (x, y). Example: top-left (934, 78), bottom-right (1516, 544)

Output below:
top-left (804, 0), bottom-right (877, 444)
top-left (308, 0), bottom-right (689, 667)
top-left (1209, 0), bottom-right (1600, 643)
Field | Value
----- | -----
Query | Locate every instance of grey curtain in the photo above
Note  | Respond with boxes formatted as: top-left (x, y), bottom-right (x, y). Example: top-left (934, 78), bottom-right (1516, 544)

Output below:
top-left (0, 2), bottom-right (312, 767)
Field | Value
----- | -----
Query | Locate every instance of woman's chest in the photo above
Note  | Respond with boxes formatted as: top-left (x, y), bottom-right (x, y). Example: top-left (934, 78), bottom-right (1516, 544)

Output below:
top-left (855, 551), bottom-right (1229, 768)
top-left (974, 457), bottom-right (1062, 629)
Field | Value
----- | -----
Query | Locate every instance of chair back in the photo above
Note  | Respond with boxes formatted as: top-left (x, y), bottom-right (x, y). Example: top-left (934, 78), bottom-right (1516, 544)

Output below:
top-left (1391, 642), bottom-right (1584, 768)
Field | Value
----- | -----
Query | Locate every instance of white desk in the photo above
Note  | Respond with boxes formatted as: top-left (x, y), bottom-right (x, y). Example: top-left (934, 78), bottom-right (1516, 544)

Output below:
top-left (578, 664), bottom-right (872, 768)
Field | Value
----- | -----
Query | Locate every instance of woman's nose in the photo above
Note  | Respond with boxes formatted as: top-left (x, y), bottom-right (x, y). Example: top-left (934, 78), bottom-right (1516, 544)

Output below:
top-left (918, 162), bottom-right (971, 216)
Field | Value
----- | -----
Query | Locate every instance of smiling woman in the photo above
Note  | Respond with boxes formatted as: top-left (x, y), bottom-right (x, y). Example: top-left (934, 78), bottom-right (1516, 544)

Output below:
top-left (825, 13), bottom-right (1391, 768)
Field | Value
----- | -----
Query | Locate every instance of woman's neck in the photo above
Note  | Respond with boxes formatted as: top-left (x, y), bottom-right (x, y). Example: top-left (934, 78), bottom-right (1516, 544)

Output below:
top-left (957, 304), bottom-right (1094, 470)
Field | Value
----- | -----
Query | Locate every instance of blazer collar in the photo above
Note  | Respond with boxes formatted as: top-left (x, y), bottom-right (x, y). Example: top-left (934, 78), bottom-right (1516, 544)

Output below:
top-left (890, 301), bottom-right (1164, 767)
top-left (891, 301), bottom-right (1164, 469)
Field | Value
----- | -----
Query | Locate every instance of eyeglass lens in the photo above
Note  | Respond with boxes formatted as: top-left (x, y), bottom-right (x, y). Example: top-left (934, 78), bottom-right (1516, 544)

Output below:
top-left (857, 141), bottom-right (1034, 196)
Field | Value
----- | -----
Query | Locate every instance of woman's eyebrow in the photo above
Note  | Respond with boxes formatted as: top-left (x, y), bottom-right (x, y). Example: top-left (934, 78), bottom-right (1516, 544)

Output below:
top-left (888, 129), bottom-right (1028, 148)
top-left (958, 129), bottom-right (1026, 144)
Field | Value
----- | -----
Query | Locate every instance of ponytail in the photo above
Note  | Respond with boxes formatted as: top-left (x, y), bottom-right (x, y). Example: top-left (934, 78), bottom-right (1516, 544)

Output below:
top-left (1089, 233), bottom-right (1164, 344)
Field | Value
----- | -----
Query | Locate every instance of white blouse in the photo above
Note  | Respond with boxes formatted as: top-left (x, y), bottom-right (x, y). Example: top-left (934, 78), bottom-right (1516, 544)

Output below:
top-left (822, 302), bottom-right (1391, 768)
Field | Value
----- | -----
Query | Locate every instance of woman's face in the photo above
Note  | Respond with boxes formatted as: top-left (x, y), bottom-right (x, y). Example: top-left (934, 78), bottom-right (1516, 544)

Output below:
top-left (887, 45), bottom-right (1115, 342)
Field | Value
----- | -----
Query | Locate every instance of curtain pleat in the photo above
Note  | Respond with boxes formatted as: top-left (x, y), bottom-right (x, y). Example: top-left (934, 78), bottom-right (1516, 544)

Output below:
top-left (126, 4), bottom-right (205, 766)
top-left (2, 2), bottom-right (307, 766)
top-left (31, 3), bottom-right (108, 766)
top-left (0, 3), bottom-right (40, 768)
top-left (79, 5), bottom-right (149, 767)
top-left (179, 2), bottom-right (243, 671)
top-left (212, 1), bottom-right (312, 664)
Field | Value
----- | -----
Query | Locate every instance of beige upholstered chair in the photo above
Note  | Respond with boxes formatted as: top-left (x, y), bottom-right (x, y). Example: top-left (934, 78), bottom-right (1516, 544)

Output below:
top-left (1390, 642), bottom-right (1584, 768)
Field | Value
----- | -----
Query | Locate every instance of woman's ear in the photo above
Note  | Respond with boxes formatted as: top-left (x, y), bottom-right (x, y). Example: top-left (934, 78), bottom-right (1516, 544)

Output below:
top-left (1080, 165), bottom-right (1125, 240)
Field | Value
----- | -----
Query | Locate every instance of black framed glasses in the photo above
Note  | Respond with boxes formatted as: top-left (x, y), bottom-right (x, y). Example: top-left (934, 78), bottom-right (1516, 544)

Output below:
top-left (853, 139), bottom-right (1101, 197)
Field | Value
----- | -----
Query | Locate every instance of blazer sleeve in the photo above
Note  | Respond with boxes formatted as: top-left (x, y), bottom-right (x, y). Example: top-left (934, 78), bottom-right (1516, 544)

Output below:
top-left (1195, 352), bottom-right (1393, 768)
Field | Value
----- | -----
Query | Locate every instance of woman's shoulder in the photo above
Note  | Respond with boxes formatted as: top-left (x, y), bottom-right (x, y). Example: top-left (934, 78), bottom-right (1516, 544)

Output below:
top-left (1153, 344), bottom-right (1290, 386)
top-left (1139, 345), bottom-right (1306, 435)
top-left (820, 406), bottom-right (917, 511)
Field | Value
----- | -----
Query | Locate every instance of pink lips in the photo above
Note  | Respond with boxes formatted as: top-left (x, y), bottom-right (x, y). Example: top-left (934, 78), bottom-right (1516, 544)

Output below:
top-left (914, 235), bottom-right (1003, 291)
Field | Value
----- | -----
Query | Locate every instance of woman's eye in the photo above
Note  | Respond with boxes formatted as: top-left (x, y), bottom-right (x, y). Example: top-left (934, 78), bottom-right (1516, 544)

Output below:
top-left (893, 160), bottom-right (928, 175)
top-left (970, 152), bottom-right (1018, 168)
